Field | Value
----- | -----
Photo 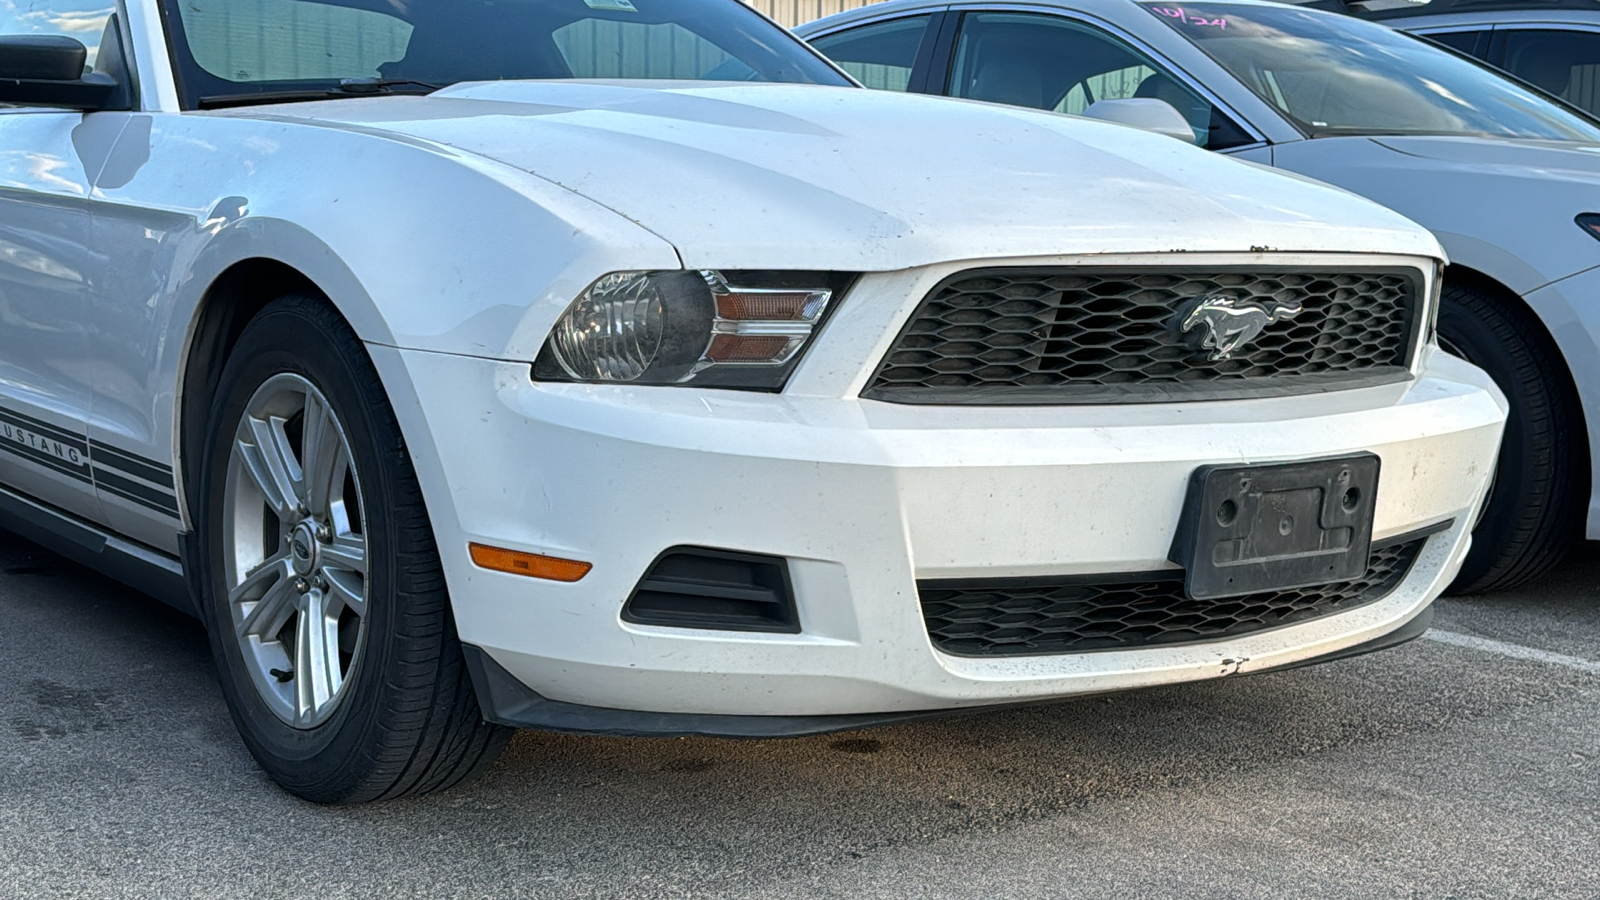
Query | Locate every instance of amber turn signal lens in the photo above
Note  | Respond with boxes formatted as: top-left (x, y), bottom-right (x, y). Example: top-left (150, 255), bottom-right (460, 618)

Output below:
top-left (468, 543), bottom-right (592, 582)
top-left (705, 333), bottom-right (795, 363)
top-left (714, 290), bottom-right (827, 321)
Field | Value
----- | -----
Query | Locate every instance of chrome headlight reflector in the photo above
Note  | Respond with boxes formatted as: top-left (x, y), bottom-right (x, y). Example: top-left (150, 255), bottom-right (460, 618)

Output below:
top-left (535, 270), bottom-right (846, 390)
top-left (548, 271), bottom-right (670, 382)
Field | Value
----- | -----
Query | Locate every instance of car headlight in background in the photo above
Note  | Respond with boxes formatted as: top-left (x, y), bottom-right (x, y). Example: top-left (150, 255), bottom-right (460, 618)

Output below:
top-left (534, 270), bottom-right (851, 391)
top-left (1426, 260), bottom-right (1443, 347)
top-left (1577, 213), bottom-right (1600, 243)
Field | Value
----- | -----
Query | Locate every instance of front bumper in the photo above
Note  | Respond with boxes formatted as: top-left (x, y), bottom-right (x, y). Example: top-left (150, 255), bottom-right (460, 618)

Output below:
top-left (457, 603), bottom-right (1437, 737)
top-left (371, 343), bottom-right (1504, 721)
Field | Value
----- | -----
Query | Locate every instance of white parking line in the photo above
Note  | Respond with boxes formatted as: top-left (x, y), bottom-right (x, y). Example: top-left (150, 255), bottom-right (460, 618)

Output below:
top-left (1424, 629), bottom-right (1600, 675)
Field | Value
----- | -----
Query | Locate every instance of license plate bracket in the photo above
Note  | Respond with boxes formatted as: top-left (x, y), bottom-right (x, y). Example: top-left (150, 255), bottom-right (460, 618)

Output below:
top-left (1169, 454), bottom-right (1380, 601)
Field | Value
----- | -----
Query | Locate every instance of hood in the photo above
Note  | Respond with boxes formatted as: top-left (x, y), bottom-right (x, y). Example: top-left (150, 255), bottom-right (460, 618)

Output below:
top-left (1269, 135), bottom-right (1600, 292)
top-left (238, 81), bottom-right (1440, 270)
top-left (1374, 135), bottom-right (1600, 184)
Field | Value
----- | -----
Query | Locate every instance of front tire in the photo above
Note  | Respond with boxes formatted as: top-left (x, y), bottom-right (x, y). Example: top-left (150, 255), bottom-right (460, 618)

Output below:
top-left (1437, 281), bottom-right (1586, 594)
top-left (196, 293), bottom-right (510, 803)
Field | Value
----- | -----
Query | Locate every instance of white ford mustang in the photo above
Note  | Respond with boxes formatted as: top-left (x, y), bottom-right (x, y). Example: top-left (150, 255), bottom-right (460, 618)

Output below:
top-left (799, 0), bottom-right (1600, 596)
top-left (0, 0), bottom-right (1503, 802)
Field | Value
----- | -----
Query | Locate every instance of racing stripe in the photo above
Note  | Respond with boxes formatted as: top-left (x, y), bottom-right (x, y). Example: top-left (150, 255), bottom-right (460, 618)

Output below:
top-left (93, 468), bottom-right (181, 517)
top-left (88, 440), bottom-right (175, 487)
top-left (87, 440), bottom-right (180, 520)
top-left (0, 409), bottom-right (93, 485)
top-left (0, 404), bottom-right (182, 520)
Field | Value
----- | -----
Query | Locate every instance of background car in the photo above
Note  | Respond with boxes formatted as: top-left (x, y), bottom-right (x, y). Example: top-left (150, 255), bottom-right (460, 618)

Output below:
top-left (0, 0), bottom-right (1503, 803)
top-left (1289, 0), bottom-right (1600, 121)
top-left (799, 0), bottom-right (1600, 595)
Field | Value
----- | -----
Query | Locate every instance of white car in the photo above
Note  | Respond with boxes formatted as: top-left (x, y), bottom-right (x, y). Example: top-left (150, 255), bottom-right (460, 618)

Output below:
top-left (800, 0), bottom-right (1600, 596)
top-left (0, 0), bottom-right (1501, 802)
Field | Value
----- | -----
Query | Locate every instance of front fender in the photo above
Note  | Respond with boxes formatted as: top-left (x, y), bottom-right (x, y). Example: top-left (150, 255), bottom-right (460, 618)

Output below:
top-left (95, 111), bottom-right (681, 362)
top-left (84, 110), bottom-right (679, 546)
top-left (181, 215), bottom-right (387, 344)
top-left (1271, 137), bottom-right (1598, 295)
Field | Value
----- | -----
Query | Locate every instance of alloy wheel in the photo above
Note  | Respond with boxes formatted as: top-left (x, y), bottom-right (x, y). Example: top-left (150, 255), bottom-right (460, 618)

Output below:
top-left (222, 374), bottom-right (368, 729)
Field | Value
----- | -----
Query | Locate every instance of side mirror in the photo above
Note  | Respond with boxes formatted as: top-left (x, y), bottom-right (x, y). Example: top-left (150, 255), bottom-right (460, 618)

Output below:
top-left (1080, 98), bottom-right (1198, 143)
top-left (0, 35), bottom-right (117, 111)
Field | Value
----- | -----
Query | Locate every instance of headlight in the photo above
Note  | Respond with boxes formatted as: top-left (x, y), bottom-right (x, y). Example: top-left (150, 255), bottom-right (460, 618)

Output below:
top-left (534, 270), bottom-right (848, 390)
top-left (1579, 213), bottom-right (1600, 243)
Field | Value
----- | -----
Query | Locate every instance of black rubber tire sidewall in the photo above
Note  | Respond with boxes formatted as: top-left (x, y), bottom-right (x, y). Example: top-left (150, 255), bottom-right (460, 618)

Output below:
top-left (196, 296), bottom-right (432, 797)
top-left (1438, 282), bottom-right (1584, 594)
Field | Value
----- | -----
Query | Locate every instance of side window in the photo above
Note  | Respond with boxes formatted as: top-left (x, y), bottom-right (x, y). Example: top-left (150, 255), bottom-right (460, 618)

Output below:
top-left (177, 0), bottom-right (412, 83)
top-left (807, 15), bottom-right (934, 92)
top-left (946, 12), bottom-right (1251, 149)
top-left (0, 1), bottom-right (113, 71)
top-left (1498, 29), bottom-right (1600, 117)
top-left (1060, 64), bottom-right (1161, 115)
top-left (1419, 29), bottom-right (1490, 58)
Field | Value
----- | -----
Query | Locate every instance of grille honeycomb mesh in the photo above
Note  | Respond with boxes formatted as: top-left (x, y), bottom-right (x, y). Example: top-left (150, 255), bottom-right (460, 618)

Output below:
top-left (867, 269), bottom-right (1419, 403)
top-left (920, 539), bottom-right (1424, 657)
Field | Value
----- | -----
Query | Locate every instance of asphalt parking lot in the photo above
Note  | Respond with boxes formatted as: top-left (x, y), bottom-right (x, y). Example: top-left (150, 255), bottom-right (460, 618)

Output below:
top-left (0, 534), bottom-right (1596, 900)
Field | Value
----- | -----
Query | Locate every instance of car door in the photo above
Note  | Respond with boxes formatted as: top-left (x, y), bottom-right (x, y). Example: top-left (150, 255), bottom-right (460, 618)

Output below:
top-left (1490, 26), bottom-right (1600, 118)
top-left (0, 2), bottom-right (127, 524)
top-left (923, 9), bottom-right (1260, 153)
top-left (78, 6), bottom-right (187, 552)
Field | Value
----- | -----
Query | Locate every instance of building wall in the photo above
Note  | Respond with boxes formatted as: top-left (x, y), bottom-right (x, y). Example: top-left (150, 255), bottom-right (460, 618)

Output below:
top-left (743, 0), bottom-right (887, 28)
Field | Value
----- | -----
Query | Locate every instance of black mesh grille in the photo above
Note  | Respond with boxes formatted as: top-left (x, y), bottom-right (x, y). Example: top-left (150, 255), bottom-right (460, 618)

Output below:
top-left (920, 539), bottom-right (1425, 657)
top-left (866, 268), bottom-right (1421, 404)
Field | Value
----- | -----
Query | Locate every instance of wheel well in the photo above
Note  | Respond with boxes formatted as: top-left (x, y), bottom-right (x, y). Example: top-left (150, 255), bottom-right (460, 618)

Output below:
top-left (1443, 261), bottom-right (1592, 493)
top-left (177, 259), bottom-right (319, 523)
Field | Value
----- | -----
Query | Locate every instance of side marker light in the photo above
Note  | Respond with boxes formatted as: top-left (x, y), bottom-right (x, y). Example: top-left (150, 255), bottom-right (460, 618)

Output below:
top-left (469, 544), bottom-right (592, 582)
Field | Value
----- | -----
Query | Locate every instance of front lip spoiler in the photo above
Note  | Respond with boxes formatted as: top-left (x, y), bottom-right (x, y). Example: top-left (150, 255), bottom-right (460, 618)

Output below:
top-left (460, 604), bottom-right (1436, 739)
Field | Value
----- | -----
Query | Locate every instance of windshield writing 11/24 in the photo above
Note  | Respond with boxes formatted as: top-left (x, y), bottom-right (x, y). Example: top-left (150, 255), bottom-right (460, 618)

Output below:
top-left (1149, 7), bottom-right (1228, 30)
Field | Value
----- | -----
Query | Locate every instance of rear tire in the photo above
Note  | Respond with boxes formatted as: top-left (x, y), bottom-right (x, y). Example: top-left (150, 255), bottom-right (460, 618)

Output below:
top-left (195, 293), bottom-right (511, 803)
top-left (1437, 280), bottom-right (1586, 594)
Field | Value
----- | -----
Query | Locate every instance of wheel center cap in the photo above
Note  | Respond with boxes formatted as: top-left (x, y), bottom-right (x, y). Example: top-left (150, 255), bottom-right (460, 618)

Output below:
top-left (290, 522), bottom-right (319, 576)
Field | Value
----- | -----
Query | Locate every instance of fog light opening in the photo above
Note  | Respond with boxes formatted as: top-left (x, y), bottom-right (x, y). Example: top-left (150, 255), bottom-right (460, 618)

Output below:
top-left (623, 547), bottom-right (799, 634)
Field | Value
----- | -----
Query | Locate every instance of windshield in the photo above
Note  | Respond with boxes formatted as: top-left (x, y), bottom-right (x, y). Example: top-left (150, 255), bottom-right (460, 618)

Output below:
top-left (158, 0), bottom-right (849, 108)
top-left (1141, 2), bottom-right (1600, 141)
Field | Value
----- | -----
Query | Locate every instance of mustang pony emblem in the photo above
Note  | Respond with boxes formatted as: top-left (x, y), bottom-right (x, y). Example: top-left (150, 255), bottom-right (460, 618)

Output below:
top-left (1174, 292), bottom-right (1303, 361)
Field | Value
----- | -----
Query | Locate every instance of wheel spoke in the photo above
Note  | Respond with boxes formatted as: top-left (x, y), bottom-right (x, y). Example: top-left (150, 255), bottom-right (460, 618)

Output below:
top-left (228, 550), bottom-right (290, 605)
top-left (235, 557), bottom-right (297, 639)
top-left (237, 416), bottom-right (302, 519)
top-left (294, 593), bottom-right (342, 722)
top-left (322, 568), bottom-right (366, 618)
top-left (322, 535), bottom-right (367, 576)
top-left (301, 391), bottom-right (344, 520)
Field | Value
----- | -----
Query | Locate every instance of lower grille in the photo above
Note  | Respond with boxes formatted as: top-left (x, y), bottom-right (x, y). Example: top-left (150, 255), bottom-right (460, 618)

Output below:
top-left (920, 538), bottom-right (1425, 657)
